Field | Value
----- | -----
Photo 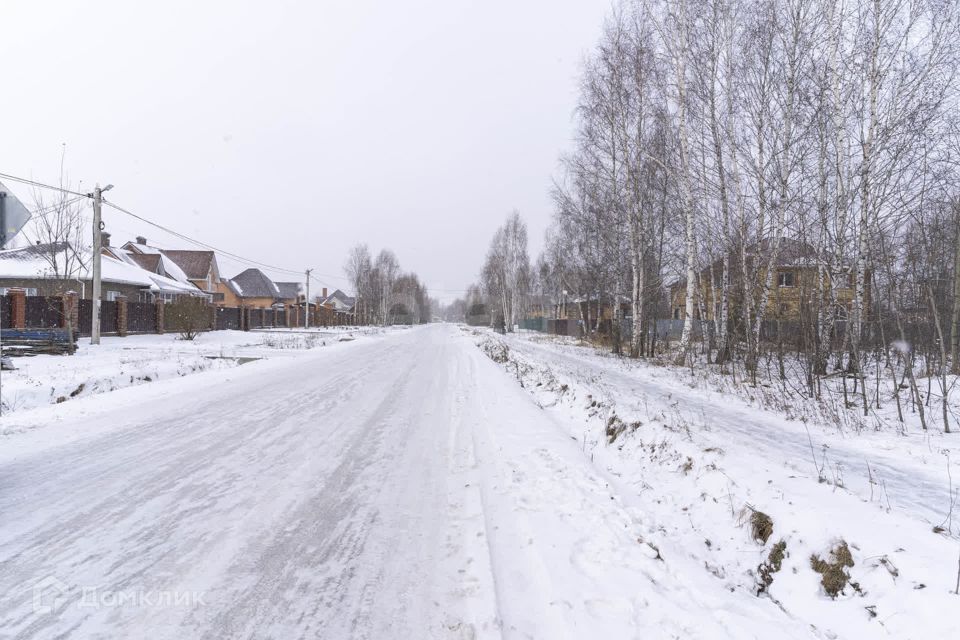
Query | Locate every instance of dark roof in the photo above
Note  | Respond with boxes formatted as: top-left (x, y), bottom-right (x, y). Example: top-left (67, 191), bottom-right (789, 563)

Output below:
top-left (230, 268), bottom-right (281, 299)
top-left (274, 281), bottom-right (302, 300)
top-left (0, 241), bottom-right (70, 258)
top-left (161, 250), bottom-right (215, 280)
top-left (128, 253), bottom-right (161, 273)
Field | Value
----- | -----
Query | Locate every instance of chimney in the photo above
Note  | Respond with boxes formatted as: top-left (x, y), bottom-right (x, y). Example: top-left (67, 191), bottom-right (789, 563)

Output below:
top-left (136, 236), bottom-right (147, 245)
top-left (322, 287), bottom-right (328, 298)
top-left (101, 232), bottom-right (111, 247)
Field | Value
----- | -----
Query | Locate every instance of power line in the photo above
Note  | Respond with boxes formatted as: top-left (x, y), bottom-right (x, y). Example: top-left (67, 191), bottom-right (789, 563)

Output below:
top-left (0, 171), bottom-right (90, 198)
top-left (0, 169), bottom-right (441, 295)
top-left (102, 198), bottom-right (309, 276)
top-left (0, 170), bottom-right (325, 281)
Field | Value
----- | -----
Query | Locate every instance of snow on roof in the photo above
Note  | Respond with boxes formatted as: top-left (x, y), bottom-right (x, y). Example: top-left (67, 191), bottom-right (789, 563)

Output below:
top-left (123, 240), bottom-right (216, 282)
top-left (158, 253), bottom-right (190, 284)
top-left (125, 241), bottom-right (163, 255)
top-left (0, 243), bottom-right (205, 295)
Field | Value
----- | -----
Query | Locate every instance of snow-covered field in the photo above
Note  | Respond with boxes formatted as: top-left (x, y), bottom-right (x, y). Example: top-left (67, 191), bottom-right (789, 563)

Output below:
top-left (481, 328), bottom-right (960, 639)
top-left (0, 324), bottom-right (955, 639)
top-left (0, 327), bottom-right (380, 431)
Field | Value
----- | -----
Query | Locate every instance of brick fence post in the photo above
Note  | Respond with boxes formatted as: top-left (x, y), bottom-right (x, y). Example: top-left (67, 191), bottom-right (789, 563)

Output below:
top-left (8, 288), bottom-right (26, 329)
top-left (210, 304), bottom-right (217, 331)
top-left (156, 301), bottom-right (165, 334)
top-left (241, 306), bottom-right (248, 331)
top-left (116, 296), bottom-right (128, 337)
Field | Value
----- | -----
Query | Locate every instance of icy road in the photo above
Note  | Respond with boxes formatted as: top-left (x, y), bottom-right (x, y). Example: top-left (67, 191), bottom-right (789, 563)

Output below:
top-left (0, 325), bottom-right (813, 639)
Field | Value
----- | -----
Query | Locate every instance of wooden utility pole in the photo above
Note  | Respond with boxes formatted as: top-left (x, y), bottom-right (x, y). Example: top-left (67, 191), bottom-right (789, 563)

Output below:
top-left (90, 185), bottom-right (108, 344)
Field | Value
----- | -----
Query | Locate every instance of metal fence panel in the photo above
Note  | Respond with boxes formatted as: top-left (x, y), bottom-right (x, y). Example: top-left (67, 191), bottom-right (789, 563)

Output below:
top-left (128, 301), bottom-right (157, 333)
top-left (100, 301), bottom-right (118, 334)
top-left (25, 296), bottom-right (62, 328)
top-left (216, 307), bottom-right (241, 330)
top-left (78, 299), bottom-right (93, 335)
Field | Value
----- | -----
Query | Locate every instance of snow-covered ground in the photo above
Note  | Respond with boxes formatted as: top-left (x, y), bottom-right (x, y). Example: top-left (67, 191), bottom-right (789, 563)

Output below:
top-left (0, 324), bottom-right (955, 639)
top-left (0, 327), bottom-right (380, 430)
top-left (483, 328), bottom-right (960, 639)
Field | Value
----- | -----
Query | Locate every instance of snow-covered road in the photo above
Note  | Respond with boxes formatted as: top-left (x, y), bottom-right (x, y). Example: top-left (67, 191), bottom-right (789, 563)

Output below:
top-left (0, 325), bottom-right (814, 639)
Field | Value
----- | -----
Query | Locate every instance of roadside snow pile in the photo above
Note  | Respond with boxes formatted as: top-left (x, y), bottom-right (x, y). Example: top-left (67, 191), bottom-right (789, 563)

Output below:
top-left (0, 345), bottom-right (232, 423)
top-left (475, 330), bottom-right (960, 640)
top-left (0, 329), bottom-right (365, 422)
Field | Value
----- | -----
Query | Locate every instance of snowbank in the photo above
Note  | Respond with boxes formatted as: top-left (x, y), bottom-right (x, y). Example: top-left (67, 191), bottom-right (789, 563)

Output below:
top-left (472, 328), bottom-right (960, 639)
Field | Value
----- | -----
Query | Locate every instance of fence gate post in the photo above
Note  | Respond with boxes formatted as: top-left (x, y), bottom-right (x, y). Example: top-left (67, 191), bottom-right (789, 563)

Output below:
top-left (116, 296), bottom-right (128, 337)
top-left (156, 300), bottom-right (165, 334)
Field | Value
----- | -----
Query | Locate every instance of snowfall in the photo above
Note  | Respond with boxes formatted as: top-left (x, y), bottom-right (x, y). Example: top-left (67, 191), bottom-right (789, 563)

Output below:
top-left (0, 324), bottom-right (957, 639)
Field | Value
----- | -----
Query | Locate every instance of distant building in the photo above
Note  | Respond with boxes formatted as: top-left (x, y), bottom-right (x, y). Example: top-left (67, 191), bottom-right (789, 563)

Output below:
top-left (668, 240), bottom-right (866, 322)
top-left (320, 288), bottom-right (356, 313)
top-left (274, 282), bottom-right (304, 307)
top-left (221, 268), bottom-right (281, 309)
top-left (122, 236), bottom-right (222, 299)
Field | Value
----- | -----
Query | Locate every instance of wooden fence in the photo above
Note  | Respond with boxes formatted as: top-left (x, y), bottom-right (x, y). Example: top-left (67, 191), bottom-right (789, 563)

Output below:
top-left (1, 290), bottom-right (357, 339)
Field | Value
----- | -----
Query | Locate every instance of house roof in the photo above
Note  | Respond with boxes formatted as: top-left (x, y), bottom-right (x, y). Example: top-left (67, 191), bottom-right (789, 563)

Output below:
top-left (127, 253), bottom-right (161, 272)
top-left (108, 246), bottom-right (196, 290)
top-left (159, 250), bottom-right (216, 280)
top-left (274, 281), bottom-right (302, 300)
top-left (322, 289), bottom-right (356, 311)
top-left (229, 268), bottom-right (281, 299)
top-left (0, 242), bottom-right (204, 295)
top-left (122, 240), bottom-right (216, 284)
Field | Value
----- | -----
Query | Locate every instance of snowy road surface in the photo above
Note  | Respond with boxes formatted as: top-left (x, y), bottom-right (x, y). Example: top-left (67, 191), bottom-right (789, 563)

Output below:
top-left (0, 325), bottom-right (813, 639)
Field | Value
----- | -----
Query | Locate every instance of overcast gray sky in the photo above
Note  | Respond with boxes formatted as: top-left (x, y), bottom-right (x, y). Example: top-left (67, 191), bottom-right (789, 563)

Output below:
top-left (1, 0), bottom-right (609, 300)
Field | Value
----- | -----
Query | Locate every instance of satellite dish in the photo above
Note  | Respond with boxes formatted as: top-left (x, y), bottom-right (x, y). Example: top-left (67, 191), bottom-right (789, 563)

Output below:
top-left (0, 181), bottom-right (33, 249)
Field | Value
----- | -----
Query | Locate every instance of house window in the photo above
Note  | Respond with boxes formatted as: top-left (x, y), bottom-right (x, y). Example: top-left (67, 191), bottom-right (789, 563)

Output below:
top-left (106, 290), bottom-right (123, 302)
top-left (0, 287), bottom-right (38, 296)
top-left (777, 271), bottom-right (795, 287)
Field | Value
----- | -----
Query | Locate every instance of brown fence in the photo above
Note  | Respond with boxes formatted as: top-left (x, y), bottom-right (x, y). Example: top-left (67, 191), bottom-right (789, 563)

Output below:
top-left (128, 301), bottom-right (158, 333)
top-left (78, 299), bottom-right (93, 335)
top-left (3, 292), bottom-right (358, 339)
top-left (216, 306), bottom-right (241, 330)
top-left (24, 296), bottom-right (62, 329)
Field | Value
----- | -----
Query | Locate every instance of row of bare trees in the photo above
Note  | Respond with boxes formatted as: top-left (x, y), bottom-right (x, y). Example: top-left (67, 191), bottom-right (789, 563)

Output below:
top-left (343, 244), bottom-right (431, 325)
top-left (480, 212), bottom-right (531, 331)
top-left (447, 212), bottom-right (532, 332)
top-left (458, 0), bottom-right (960, 431)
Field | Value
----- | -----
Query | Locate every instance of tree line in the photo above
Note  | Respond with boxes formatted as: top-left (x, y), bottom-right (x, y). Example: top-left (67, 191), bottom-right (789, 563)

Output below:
top-left (343, 244), bottom-right (432, 325)
top-left (456, 0), bottom-right (960, 431)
